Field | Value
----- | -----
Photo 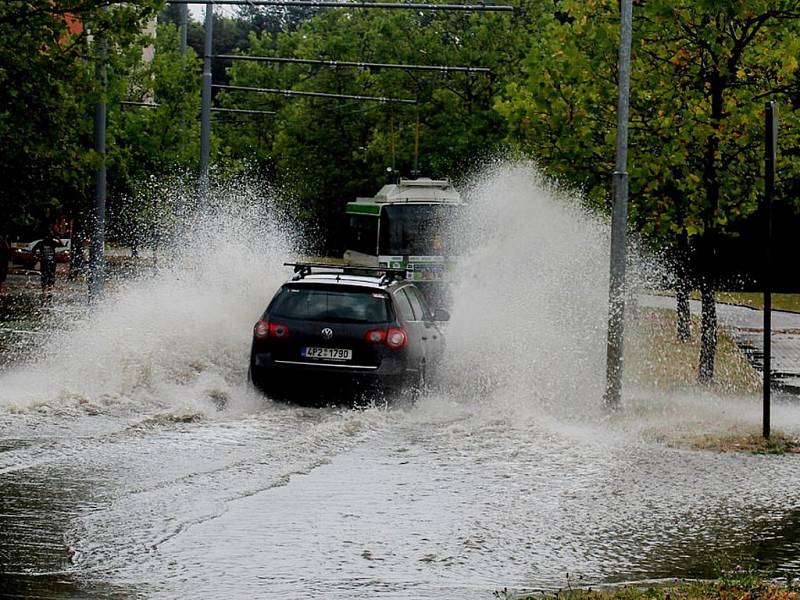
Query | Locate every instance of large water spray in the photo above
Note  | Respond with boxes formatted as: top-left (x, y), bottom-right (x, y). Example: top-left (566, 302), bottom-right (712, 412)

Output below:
top-left (442, 161), bottom-right (611, 417)
top-left (2, 161), bottom-right (795, 437)
top-left (0, 179), bottom-right (300, 415)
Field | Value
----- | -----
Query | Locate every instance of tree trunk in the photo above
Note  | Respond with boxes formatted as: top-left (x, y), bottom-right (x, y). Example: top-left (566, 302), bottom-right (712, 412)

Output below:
top-left (676, 278), bottom-right (691, 342)
top-left (698, 279), bottom-right (717, 384)
top-left (697, 65), bottom-right (724, 384)
top-left (68, 217), bottom-right (87, 280)
top-left (674, 231), bottom-right (691, 342)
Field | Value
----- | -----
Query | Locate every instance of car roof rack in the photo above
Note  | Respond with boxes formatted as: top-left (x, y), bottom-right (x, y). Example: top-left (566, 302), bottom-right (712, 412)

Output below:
top-left (284, 262), bottom-right (407, 285)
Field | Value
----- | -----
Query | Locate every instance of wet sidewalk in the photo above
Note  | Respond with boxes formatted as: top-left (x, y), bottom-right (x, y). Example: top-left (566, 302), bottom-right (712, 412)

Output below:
top-left (642, 294), bottom-right (800, 393)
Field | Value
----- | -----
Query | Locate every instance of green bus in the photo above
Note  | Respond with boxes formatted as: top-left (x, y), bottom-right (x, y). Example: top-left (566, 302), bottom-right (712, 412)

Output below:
top-left (344, 178), bottom-right (465, 301)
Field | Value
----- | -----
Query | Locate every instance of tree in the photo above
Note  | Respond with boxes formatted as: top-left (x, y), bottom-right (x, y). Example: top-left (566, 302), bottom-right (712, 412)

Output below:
top-left (0, 0), bottom-right (163, 236)
top-left (217, 4), bottom-right (536, 251)
top-left (496, 0), bottom-right (800, 383)
top-left (105, 22), bottom-right (201, 246)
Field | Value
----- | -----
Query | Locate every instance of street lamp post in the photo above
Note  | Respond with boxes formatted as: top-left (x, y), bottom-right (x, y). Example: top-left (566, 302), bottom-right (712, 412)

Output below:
top-left (763, 101), bottom-right (777, 439)
top-left (89, 3), bottom-right (109, 303)
top-left (198, 1), bottom-right (214, 207)
top-left (179, 2), bottom-right (188, 54)
top-left (604, 0), bottom-right (634, 409)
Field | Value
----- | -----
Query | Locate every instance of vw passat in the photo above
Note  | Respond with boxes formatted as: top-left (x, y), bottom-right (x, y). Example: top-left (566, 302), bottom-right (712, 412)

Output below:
top-left (248, 263), bottom-right (449, 404)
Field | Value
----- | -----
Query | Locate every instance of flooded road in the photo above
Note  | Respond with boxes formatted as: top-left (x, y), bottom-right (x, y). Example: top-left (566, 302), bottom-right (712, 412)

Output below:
top-left (3, 396), bottom-right (800, 599)
top-left (2, 165), bottom-right (800, 598)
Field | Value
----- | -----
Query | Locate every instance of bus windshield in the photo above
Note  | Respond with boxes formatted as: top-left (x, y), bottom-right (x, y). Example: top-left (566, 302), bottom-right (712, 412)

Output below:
top-left (379, 204), bottom-right (464, 256)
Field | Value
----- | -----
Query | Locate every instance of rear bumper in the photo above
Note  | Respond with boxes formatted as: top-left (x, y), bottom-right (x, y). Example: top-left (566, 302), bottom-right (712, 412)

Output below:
top-left (250, 351), bottom-right (410, 399)
top-left (252, 350), bottom-right (405, 376)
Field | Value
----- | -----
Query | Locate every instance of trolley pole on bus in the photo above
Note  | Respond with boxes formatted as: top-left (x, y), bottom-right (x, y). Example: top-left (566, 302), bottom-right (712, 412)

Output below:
top-left (603, 0), bottom-right (633, 410)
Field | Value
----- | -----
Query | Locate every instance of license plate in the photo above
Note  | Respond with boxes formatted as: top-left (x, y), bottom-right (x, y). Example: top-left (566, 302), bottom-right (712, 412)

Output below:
top-left (301, 347), bottom-right (352, 361)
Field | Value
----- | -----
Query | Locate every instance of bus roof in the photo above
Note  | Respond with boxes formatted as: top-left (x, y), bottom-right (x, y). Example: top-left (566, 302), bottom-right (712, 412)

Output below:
top-left (350, 178), bottom-right (465, 211)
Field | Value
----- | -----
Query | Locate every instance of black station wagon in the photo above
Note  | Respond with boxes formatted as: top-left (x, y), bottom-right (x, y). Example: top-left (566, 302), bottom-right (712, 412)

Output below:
top-left (248, 263), bottom-right (449, 403)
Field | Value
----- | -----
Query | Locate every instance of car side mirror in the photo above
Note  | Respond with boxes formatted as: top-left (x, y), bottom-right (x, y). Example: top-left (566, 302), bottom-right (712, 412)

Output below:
top-left (432, 308), bottom-right (450, 322)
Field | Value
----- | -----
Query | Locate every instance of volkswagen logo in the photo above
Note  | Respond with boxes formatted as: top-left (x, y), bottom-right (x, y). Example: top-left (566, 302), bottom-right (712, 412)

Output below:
top-left (320, 327), bottom-right (334, 340)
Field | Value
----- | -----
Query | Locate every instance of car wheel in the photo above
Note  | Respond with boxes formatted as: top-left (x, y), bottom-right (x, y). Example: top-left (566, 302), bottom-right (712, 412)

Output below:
top-left (410, 360), bottom-right (427, 402)
top-left (248, 365), bottom-right (266, 392)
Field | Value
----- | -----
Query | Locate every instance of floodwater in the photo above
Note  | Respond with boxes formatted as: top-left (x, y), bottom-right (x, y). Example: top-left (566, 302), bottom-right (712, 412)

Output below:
top-left (2, 164), bottom-right (800, 599)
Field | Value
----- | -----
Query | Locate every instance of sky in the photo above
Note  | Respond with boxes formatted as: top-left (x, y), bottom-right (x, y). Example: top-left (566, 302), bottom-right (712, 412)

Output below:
top-left (187, 3), bottom-right (245, 20)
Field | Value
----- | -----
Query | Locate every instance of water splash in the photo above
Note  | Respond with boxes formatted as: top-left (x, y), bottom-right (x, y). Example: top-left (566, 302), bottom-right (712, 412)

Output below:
top-left (434, 159), bottom-right (800, 438)
top-left (1, 160), bottom-right (795, 439)
top-left (4, 162), bottom-right (800, 600)
top-left (0, 177), bottom-right (300, 416)
top-left (441, 160), bottom-right (611, 418)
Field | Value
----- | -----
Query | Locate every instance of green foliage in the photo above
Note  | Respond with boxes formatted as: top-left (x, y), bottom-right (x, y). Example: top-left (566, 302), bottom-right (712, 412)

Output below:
top-left (498, 0), bottom-right (800, 249)
top-left (0, 1), bottom-right (90, 232)
top-left (217, 3), bottom-right (535, 250)
top-left (105, 22), bottom-right (201, 244)
top-left (0, 0), bottom-right (164, 236)
top-left (496, 1), bottom-right (800, 381)
top-left (5, 0), bottom-right (800, 268)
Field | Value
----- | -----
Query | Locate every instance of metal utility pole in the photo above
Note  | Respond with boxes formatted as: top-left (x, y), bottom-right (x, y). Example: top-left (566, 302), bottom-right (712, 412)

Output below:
top-left (763, 101), bottom-right (778, 439)
top-left (89, 4), bottom-right (109, 303)
top-left (179, 2), bottom-right (188, 54)
top-left (198, 1), bottom-right (214, 207)
top-left (603, 0), bottom-right (633, 409)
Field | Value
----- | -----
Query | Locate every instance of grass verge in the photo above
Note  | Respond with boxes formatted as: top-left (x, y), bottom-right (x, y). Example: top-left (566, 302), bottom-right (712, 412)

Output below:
top-left (502, 571), bottom-right (798, 600)
top-left (686, 429), bottom-right (800, 454)
top-left (624, 308), bottom-right (800, 454)
top-left (692, 292), bottom-right (800, 313)
top-left (653, 291), bottom-right (800, 313)
top-left (626, 307), bottom-right (761, 396)
top-left (715, 292), bottom-right (800, 314)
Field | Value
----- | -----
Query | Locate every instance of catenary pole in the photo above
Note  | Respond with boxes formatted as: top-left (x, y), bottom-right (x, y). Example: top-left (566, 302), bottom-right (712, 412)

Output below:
top-left (179, 2), bottom-right (188, 53)
top-left (89, 3), bottom-right (109, 303)
top-left (763, 101), bottom-right (777, 439)
top-left (198, 1), bottom-right (214, 207)
top-left (603, 0), bottom-right (633, 409)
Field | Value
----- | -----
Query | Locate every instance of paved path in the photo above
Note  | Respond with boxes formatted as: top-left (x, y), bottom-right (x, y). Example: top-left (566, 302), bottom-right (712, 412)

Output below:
top-left (642, 294), bottom-right (800, 393)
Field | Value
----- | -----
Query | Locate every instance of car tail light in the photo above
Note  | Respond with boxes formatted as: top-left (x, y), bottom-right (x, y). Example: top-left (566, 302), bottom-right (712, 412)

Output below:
top-left (254, 320), bottom-right (269, 340)
top-left (269, 322), bottom-right (290, 338)
top-left (364, 329), bottom-right (387, 343)
top-left (385, 327), bottom-right (407, 349)
top-left (365, 327), bottom-right (407, 349)
top-left (253, 320), bottom-right (290, 340)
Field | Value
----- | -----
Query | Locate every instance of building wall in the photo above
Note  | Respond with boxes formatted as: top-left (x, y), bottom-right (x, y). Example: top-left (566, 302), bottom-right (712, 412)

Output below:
top-left (64, 12), bottom-right (83, 36)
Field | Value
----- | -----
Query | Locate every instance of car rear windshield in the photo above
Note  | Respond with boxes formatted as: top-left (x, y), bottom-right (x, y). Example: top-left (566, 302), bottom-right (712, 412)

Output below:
top-left (269, 286), bottom-right (391, 324)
